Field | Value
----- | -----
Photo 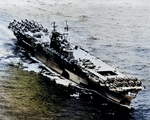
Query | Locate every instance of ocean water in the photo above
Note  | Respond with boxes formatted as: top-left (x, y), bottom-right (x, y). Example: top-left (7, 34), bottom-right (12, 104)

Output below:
top-left (0, 0), bottom-right (150, 119)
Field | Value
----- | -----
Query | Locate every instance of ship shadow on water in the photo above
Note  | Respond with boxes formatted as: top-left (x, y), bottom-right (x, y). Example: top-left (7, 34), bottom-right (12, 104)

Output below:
top-left (78, 92), bottom-right (134, 120)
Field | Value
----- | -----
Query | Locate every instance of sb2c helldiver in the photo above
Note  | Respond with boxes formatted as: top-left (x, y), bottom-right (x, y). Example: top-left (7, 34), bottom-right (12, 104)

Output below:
top-left (8, 19), bottom-right (145, 108)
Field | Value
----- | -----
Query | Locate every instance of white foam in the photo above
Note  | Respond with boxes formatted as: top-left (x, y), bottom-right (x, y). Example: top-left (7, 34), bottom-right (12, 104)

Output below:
top-left (23, 63), bottom-right (41, 73)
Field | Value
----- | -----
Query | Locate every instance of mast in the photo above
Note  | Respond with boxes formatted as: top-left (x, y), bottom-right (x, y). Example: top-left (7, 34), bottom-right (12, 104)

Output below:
top-left (64, 21), bottom-right (69, 40)
top-left (52, 22), bottom-right (57, 32)
top-left (50, 22), bottom-right (57, 47)
top-left (64, 20), bottom-right (69, 32)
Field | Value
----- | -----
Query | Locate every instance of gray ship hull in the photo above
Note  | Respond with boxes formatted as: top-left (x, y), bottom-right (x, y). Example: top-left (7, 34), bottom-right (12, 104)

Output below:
top-left (16, 34), bottom-right (133, 109)
top-left (9, 19), bottom-right (145, 109)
